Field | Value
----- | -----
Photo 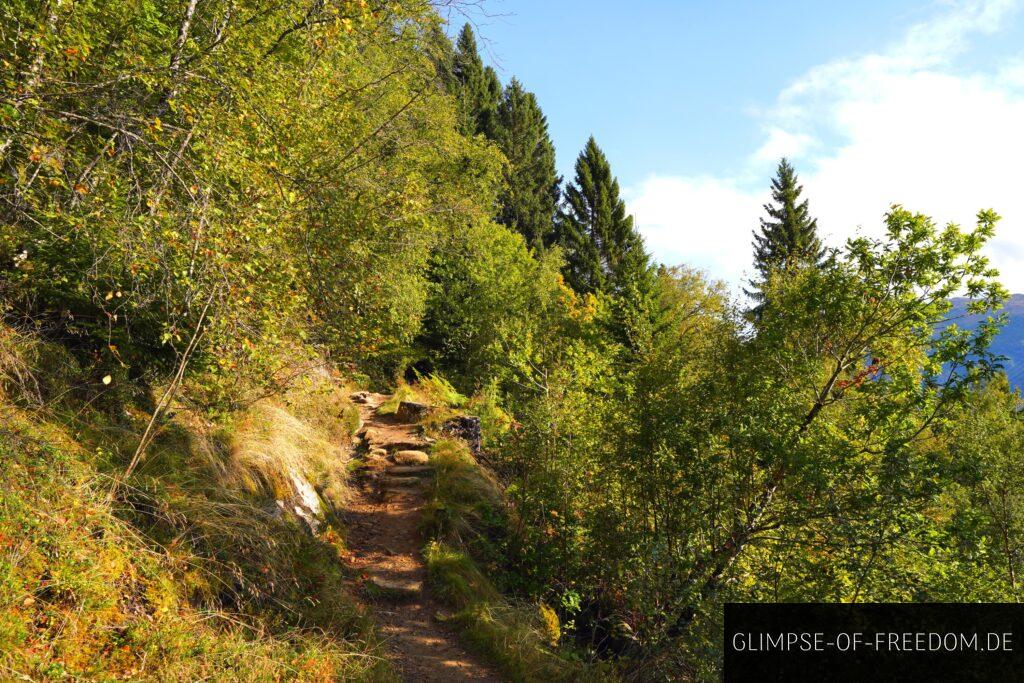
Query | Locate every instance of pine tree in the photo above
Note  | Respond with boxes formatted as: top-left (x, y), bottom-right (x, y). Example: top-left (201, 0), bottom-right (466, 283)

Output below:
top-left (491, 78), bottom-right (560, 249)
top-left (746, 158), bottom-right (824, 306)
top-left (556, 136), bottom-right (650, 296)
top-left (452, 24), bottom-right (500, 136)
top-left (424, 21), bottom-right (457, 93)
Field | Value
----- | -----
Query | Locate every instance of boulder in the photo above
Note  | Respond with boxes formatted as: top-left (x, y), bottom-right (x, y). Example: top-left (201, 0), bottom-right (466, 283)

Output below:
top-left (442, 415), bottom-right (482, 455)
top-left (272, 469), bottom-right (324, 533)
top-left (396, 400), bottom-right (434, 422)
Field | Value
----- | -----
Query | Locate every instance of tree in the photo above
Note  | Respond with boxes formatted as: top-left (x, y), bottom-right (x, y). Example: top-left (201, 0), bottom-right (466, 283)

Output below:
top-left (0, 0), bottom-right (503, 394)
top-left (746, 158), bottom-right (825, 309)
top-left (941, 375), bottom-right (1024, 600)
top-left (491, 78), bottom-right (560, 249)
top-left (655, 208), bottom-right (1007, 636)
top-left (421, 219), bottom-right (565, 391)
top-left (556, 136), bottom-right (649, 296)
top-left (452, 24), bottom-right (501, 136)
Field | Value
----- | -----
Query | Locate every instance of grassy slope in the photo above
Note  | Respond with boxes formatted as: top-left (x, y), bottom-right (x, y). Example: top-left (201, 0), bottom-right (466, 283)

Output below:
top-left (420, 436), bottom-right (611, 682)
top-left (0, 334), bottom-right (395, 681)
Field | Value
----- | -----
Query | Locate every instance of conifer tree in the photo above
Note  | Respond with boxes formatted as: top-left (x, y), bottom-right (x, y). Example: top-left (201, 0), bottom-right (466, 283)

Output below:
top-left (556, 137), bottom-right (649, 296)
top-left (424, 21), bottom-right (457, 92)
top-left (491, 78), bottom-right (560, 249)
top-left (452, 24), bottom-right (500, 136)
top-left (746, 158), bottom-right (825, 306)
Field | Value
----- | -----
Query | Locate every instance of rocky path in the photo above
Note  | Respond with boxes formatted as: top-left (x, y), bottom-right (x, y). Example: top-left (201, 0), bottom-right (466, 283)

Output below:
top-left (343, 392), bottom-right (501, 683)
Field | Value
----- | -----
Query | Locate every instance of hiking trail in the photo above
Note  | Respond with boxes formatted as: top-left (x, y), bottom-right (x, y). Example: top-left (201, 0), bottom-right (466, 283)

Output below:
top-left (342, 392), bottom-right (500, 682)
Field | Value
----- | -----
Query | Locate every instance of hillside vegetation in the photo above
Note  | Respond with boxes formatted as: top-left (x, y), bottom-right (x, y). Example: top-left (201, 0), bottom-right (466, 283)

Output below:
top-left (0, 338), bottom-right (393, 680)
top-left (3, 0), bottom-right (1024, 680)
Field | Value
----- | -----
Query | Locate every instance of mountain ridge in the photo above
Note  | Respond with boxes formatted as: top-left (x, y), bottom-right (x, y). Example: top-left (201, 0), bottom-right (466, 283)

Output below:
top-left (950, 293), bottom-right (1024, 386)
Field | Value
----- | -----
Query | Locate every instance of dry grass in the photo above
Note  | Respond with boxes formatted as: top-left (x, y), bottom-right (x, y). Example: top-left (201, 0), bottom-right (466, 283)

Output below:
top-left (0, 406), bottom-right (395, 682)
top-left (0, 326), bottom-right (42, 404)
top-left (0, 328), bottom-right (396, 681)
top-left (142, 372), bottom-right (361, 517)
top-left (226, 402), bottom-right (349, 508)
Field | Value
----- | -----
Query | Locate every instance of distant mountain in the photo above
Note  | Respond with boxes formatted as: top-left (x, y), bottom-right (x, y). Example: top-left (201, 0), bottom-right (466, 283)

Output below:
top-left (948, 294), bottom-right (1024, 386)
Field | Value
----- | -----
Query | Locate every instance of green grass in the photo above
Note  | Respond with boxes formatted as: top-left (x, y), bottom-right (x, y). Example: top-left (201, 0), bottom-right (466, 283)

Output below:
top-left (377, 373), bottom-right (468, 417)
top-left (420, 438), bottom-right (505, 560)
top-left (375, 384), bottom-right (414, 415)
top-left (413, 372), bottom-right (468, 409)
top-left (421, 439), bottom-right (609, 682)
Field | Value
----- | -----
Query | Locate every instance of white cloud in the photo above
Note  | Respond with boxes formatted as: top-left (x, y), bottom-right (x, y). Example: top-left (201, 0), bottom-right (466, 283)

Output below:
top-left (753, 128), bottom-right (814, 163)
top-left (628, 0), bottom-right (1024, 294)
top-left (624, 176), bottom-right (765, 288)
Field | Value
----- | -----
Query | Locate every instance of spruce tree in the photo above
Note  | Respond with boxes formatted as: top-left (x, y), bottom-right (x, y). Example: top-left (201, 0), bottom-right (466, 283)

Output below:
top-left (556, 136), bottom-right (650, 296)
top-left (452, 24), bottom-right (500, 136)
top-left (746, 158), bottom-right (824, 306)
top-left (492, 78), bottom-right (560, 249)
top-left (424, 21), bottom-right (457, 93)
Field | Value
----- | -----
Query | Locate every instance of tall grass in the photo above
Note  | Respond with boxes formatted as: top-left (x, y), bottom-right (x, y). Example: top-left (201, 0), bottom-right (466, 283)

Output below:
top-left (0, 408), bottom-right (395, 681)
top-left (0, 327), bottom-right (396, 681)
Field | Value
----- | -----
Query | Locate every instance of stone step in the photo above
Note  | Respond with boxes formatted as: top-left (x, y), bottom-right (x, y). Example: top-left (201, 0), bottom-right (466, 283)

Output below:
top-left (381, 476), bottom-right (424, 488)
top-left (386, 465), bottom-right (433, 477)
top-left (391, 449), bottom-right (430, 466)
top-left (363, 430), bottom-right (429, 451)
top-left (366, 575), bottom-right (422, 601)
top-left (385, 439), bottom-right (431, 451)
top-left (381, 487), bottom-right (420, 500)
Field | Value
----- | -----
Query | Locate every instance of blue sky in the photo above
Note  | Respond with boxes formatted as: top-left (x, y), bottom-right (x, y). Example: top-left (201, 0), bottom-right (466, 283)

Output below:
top-left (444, 1), bottom-right (1024, 292)
top-left (457, 0), bottom-right (920, 182)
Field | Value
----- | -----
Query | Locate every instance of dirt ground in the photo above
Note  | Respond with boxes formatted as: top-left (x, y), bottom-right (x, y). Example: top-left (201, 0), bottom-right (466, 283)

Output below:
top-left (342, 394), bottom-right (501, 682)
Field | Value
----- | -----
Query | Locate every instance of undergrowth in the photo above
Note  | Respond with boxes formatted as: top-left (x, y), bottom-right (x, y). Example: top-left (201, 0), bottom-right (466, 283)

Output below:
top-left (421, 437), bottom-right (606, 682)
top-left (0, 330), bottom-right (395, 681)
top-left (377, 373), bottom-right (469, 417)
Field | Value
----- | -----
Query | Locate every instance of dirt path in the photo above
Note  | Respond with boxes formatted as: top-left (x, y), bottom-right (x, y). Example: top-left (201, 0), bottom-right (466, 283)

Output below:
top-left (342, 393), bottom-right (501, 683)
